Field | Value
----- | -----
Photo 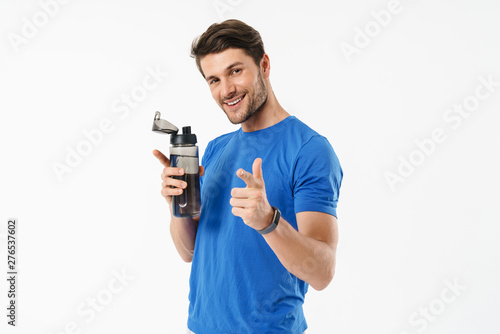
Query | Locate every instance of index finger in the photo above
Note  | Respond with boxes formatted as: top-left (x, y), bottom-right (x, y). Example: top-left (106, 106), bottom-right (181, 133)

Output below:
top-left (153, 149), bottom-right (170, 167)
top-left (236, 168), bottom-right (260, 188)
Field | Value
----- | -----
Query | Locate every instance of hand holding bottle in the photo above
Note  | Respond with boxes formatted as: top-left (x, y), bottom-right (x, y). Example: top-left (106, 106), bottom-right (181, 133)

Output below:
top-left (153, 149), bottom-right (204, 206)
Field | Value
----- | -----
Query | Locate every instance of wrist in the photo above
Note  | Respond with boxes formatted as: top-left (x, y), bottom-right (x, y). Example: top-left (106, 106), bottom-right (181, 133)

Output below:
top-left (257, 206), bottom-right (281, 235)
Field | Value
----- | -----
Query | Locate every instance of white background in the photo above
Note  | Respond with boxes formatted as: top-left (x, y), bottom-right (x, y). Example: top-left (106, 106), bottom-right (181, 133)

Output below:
top-left (1, 0), bottom-right (499, 333)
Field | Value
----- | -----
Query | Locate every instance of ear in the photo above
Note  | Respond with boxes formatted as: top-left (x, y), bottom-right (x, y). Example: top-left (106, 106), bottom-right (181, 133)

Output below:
top-left (260, 53), bottom-right (271, 79)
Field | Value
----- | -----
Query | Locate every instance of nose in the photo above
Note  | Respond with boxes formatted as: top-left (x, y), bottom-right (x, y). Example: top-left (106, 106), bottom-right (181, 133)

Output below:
top-left (221, 79), bottom-right (236, 100)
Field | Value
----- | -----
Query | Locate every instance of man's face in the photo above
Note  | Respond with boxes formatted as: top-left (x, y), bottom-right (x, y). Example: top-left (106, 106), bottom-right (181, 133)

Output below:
top-left (200, 48), bottom-right (268, 125)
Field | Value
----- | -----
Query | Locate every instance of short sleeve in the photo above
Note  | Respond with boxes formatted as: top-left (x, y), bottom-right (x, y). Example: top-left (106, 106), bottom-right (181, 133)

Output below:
top-left (200, 140), bottom-right (215, 191)
top-left (292, 135), bottom-right (343, 218)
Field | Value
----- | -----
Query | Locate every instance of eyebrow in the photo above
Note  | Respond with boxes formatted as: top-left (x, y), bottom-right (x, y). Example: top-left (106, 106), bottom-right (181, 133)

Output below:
top-left (205, 61), bottom-right (245, 82)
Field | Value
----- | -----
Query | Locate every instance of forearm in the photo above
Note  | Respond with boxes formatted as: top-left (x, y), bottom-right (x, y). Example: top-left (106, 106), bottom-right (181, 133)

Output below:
top-left (153, 149), bottom-right (202, 263)
top-left (229, 160), bottom-right (337, 289)
top-left (263, 218), bottom-right (336, 291)
top-left (170, 214), bottom-right (198, 263)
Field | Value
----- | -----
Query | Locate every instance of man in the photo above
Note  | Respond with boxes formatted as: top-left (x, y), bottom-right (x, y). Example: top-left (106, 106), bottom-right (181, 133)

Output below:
top-left (153, 19), bottom-right (342, 334)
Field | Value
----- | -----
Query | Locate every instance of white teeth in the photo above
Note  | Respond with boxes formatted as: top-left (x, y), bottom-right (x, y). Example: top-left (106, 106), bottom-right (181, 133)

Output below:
top-left (227, 96), bottom-right (243, 106)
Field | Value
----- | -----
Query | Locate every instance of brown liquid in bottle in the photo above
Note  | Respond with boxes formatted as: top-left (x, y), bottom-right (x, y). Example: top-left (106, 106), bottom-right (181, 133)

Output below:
top-left (171, 173), bottom-right (201, 217)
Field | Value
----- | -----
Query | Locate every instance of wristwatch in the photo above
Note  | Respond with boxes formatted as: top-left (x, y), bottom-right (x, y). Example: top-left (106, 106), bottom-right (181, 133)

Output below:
top-left (257, 206), bottom-right (281, 235)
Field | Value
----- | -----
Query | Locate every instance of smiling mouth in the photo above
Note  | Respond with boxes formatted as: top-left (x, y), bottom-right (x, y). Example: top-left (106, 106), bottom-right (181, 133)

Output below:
top-left (225, 94), bottom-right (245, 106)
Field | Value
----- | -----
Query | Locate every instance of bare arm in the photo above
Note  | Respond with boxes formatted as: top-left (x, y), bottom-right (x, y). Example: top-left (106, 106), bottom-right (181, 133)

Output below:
top-left (169, 215), bottom-right (199, 263)
top-left (230, 158), bottom-right (338, 290)
top-left (153, 149), bottom-right (203, 263)
top-left (262, 212), bottom-right (338, 291)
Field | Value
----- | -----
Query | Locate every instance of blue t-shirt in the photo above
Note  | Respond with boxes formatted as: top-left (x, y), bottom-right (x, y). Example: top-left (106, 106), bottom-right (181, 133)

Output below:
top-left (187, 116), bottom-right (342, 334)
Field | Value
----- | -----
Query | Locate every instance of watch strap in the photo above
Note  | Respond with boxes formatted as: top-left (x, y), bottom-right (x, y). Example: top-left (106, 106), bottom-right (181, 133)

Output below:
top-left (257, 206), bottom-right (280, 235)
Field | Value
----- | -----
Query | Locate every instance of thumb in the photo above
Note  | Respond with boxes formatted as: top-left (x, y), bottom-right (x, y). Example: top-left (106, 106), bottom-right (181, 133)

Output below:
top-left (153, 149), bottom-right (170, 167)
top-left (252, 158), bottom-right (263, 182)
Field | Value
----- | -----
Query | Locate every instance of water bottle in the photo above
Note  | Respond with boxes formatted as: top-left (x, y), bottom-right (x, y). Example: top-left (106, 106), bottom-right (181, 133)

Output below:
top-left (152, 112), bottom-right (201, 218)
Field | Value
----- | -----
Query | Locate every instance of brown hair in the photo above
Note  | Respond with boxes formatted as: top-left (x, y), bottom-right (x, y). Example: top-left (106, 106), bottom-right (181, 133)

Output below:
top-left (190, 19), bottom-right (265, 77)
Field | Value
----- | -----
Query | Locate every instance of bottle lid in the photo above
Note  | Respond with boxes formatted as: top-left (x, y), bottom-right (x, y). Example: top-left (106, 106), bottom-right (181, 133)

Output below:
top-left (171, 126), bottom-right (197, 145)
top-left (152, 112), bottom-right (197, 145)
top-left (152, 111), bottom-right (178, 134)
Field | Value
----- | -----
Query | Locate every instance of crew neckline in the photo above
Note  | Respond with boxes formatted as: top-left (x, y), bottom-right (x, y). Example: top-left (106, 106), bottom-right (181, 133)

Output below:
top-left (238, 116), bottom-right (295, 137)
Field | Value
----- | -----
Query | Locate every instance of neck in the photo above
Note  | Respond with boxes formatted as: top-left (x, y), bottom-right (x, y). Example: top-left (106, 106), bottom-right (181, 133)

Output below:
top-left (241, 85), bottom-right (290, 132)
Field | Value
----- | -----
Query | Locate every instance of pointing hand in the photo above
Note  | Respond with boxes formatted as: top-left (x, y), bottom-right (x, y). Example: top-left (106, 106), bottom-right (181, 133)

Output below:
top-left (230, 158), bottom-right (274, 231)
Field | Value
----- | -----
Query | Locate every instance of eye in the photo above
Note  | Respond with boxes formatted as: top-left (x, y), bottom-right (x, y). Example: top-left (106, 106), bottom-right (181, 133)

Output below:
top-left (209, 78), bottom-right (219, 85)
top-left (231, 69), bottom-right (241, 75)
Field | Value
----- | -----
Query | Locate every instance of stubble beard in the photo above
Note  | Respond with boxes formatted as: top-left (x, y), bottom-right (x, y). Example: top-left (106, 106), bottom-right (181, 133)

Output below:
top-left (224, 73), bottom-right (268, 125)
